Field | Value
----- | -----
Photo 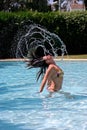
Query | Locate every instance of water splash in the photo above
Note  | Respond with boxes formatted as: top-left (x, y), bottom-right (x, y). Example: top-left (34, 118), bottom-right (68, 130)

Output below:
top-left (15, 23), bottom-right (67, 59)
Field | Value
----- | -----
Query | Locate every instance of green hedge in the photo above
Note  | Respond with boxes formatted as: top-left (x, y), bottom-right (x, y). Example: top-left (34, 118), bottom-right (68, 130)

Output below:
top-left (0, 11), bottom-right (87, 58)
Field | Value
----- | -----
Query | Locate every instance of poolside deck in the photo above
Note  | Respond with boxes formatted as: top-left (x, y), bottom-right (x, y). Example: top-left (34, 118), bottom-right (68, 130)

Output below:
top-left (0, 57), bottom-right (87, 62)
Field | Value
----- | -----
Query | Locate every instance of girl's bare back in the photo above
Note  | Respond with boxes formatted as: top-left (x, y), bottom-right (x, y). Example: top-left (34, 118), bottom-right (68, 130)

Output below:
top-left (47, 64), bottom-right (64, 92)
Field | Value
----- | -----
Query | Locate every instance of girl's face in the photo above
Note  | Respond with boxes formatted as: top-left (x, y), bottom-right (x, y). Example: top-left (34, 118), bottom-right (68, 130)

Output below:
top-left (43, 55), bottom-right (54, 64)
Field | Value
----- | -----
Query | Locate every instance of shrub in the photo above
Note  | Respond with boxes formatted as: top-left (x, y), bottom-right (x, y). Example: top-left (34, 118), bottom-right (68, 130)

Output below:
top-left (0, 11), bottom-right (87, 58)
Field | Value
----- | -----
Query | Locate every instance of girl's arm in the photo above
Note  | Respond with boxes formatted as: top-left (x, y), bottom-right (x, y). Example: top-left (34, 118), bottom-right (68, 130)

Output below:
top-left (39, 76), bottom-right (47, 92)
top-left (39, 65), bottom-right (53, 92)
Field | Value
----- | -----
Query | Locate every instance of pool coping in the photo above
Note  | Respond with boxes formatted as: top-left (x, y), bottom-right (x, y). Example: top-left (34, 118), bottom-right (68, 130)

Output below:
top-left (0, 58), bottom-right (87, 62)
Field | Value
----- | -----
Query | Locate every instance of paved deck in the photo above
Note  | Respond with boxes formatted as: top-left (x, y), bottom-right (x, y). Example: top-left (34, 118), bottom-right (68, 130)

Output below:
top-left (0, 58), bottom-right (87, 62)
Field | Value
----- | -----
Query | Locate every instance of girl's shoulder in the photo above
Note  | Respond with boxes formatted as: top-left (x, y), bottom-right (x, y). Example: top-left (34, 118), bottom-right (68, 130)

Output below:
top-left (48, 64), bottom-right (57, 69)
top-left (49, 64), bottom-right (61, 71)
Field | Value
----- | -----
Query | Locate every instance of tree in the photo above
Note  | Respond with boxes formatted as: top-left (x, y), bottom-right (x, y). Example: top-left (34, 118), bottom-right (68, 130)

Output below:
top-left (0, 0), bottom-right (4, 10)
top-left (84, 0), bottom-right (87, 10)
top-left (33, 0), bottom-right (48, 12)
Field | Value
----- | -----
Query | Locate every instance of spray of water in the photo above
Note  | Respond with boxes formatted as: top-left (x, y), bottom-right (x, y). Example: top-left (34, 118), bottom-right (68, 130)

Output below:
top-left (15, 23), bottom-right (67, 59)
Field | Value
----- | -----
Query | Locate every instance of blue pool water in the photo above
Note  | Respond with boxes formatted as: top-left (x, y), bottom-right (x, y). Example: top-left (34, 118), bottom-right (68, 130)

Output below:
top-left (0, 60), bottom-right (87, 130)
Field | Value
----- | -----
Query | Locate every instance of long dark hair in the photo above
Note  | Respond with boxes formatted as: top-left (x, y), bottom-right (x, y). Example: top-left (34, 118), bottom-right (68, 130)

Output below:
top-left (26, 47), bottom-right (49, 80)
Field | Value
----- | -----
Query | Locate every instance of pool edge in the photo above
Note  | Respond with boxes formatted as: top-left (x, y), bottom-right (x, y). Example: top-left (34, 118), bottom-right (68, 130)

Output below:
top-left (0, 58), bottom-right (87, 62)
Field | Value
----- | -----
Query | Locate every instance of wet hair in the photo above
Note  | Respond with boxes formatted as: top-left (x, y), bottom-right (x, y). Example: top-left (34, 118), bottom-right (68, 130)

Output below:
top-left (26, 47), bottom-right (49, 80)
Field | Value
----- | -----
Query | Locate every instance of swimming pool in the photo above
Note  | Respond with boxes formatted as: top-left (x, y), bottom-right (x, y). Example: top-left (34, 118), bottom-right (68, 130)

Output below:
top-left (0, 60), bottom-right (87, 130)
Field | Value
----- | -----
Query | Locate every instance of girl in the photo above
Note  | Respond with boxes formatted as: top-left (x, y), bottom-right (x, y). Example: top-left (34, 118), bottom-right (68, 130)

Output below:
top-left (39, 55), bottom-right (64, 93)
top-left (27, 50), bottom-right (64, 93)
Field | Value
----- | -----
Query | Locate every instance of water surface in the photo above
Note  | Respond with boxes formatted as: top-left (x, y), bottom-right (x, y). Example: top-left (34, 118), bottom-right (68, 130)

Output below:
top-left (0, 61), bottom-right (87, 130)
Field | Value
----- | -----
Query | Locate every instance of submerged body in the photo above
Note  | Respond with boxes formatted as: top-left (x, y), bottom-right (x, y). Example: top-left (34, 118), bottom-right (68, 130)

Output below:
top-left (39, 55), bottom-right (64, 93)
